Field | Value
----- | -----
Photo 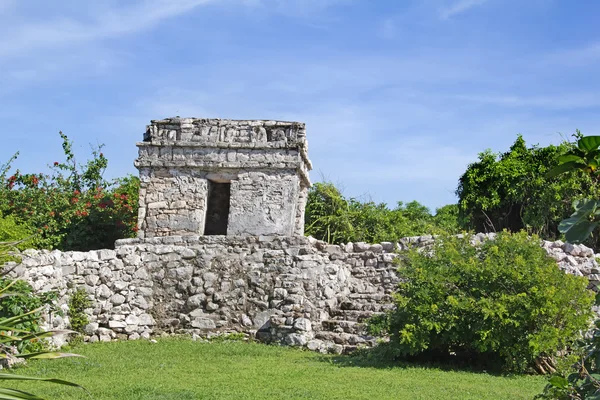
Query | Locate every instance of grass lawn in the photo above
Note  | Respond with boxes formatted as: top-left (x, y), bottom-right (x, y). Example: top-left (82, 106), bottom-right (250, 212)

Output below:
top-left (8, 339), bottom-right (546, 399)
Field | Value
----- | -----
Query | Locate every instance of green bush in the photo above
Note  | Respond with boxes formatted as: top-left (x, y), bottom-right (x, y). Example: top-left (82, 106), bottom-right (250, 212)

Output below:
top-left (0, 278), bottom-right (58, 353)
top-left (304, 181), bottom-right (460, 244)
top-left (370, 231), bottom-right (594, 373)
top-left (0, 217), bottom-right (31, 264)
top-left (0, 132), bottom-right (139, 251)
top-left (68, 287), bottom-right (91, 333)
top-left (0, 214), bottom-right (31, 244)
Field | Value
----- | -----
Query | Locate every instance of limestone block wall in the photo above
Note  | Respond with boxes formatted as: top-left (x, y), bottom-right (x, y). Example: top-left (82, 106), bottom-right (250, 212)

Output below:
top-left (136, 118), bottom-right (312, 238)
top-left (8, 234), bottom-right (599, 353)
top-left (228, 171), bottom-right (300, 236)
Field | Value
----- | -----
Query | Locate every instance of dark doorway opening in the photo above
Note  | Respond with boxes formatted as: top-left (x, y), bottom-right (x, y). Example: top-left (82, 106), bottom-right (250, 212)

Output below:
top-left (204, 181), bottom-right (231, 235)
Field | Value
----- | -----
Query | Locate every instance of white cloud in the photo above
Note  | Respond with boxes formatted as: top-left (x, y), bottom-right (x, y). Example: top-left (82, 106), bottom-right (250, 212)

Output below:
top-left (451, 92), bottom-right (600, 109)
top-left (439, 0), bottom-right (489, 19)
top-left (249, 0), bottom-right (353, 14)
top-left (0, 0), bottom-right (215, 58)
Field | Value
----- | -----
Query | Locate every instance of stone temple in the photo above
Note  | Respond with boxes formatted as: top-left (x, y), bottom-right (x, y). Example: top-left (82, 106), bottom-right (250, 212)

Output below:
top-left (135, 117), bottom-right (312, 239)
top-left (10, 117), bottom-right (600, 353)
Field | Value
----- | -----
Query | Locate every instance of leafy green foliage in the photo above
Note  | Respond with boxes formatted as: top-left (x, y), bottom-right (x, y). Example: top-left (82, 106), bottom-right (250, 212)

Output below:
top-left (536, 295), bottom-right (600, 399)
top-left (371, 231), bottom-right (594, 373)
top-left (0, 279), bottom-right (58, 354)
top-left (0, 132), bottom-right (139, 251)
top-left (457, 135), bottom-right (599, 243)
top-left (304, 182), bottom-right (460, 244)
top-left (543, 132), bottom-right (600, 245)
top-left (0, 242), bottom-right (85, 399)
top-left (432, 204), bottom-right (460, 233)
top-left (536, 134), bottom-right (600, 399)
top-left (0, 215), bottom-right (30, 246)
top-left (67, 288), bottom-right (90, 334)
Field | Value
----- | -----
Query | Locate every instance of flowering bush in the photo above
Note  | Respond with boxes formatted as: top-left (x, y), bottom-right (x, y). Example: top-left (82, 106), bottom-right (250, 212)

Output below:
top-left (0, 132), bottom-right (139, 251)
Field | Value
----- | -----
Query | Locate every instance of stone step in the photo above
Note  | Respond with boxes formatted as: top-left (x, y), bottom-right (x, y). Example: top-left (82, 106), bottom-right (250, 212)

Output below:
top-left (321, 319), bottom-right (365, 335)
top-left (347, 293), bottom-right (390, 301)
top-left (314, 331), bottom-right (377, 347)
top-left (329, 309), bottom-right (381, 322)
top-left (339, 300), bottom-right (393, 312)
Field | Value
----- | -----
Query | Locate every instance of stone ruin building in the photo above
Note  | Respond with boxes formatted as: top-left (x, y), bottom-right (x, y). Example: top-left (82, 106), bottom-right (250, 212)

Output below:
top-left (10, 117), bottom-right (600, 353)
top-left (135, 117), bottom-right (312, 238)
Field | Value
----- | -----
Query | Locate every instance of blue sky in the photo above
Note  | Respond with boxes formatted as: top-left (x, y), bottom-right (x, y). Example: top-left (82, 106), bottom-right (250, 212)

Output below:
top-left (1, 0), bottom-right (600, 211)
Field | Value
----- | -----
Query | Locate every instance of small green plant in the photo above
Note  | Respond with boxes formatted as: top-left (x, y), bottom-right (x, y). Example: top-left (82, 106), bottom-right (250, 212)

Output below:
top-left (0, 279), bottom-right (58, 354)
top-left (0, 240), bottom-right (86, 399)
top-left (370, 231), bottom-right (594, 373)
top-left (67, 288), bottom-right (91, 334)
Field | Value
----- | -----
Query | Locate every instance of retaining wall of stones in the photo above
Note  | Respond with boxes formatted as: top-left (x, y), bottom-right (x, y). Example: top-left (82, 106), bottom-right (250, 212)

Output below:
top-left (6, 233), bottom-right (599, 353)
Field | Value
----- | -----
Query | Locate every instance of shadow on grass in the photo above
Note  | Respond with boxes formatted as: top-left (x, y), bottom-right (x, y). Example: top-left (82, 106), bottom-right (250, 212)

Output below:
top-left (315, 343), bottom-right (514, 377)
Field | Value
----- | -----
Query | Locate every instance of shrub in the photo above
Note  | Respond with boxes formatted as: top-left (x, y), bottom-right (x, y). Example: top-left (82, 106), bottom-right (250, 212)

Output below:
top-left (370, 231), bottom-right (594, 373)
top-left (68, 287), bottom-right (91, 333)
top-left (0, 278), bottom-right (58, 353)
top-left (0, 132), bottom-right (139, 251)
top-left (304, 181), bottom-right (460, 244)
top-left (0, 214), bottom-right (31, 244)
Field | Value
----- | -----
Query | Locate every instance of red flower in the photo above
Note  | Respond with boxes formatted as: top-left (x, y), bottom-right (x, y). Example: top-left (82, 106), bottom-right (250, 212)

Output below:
top-left (53, 162), bottom-right (59, 166)
top-left (85, 202), bottom-right (91, 208)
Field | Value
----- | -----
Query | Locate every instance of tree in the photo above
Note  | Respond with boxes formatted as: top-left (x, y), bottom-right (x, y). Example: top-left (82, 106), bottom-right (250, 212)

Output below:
top-left (304, 181), bottom-right (459, 244)
top-left (456, 135), bottom-right (599, 242)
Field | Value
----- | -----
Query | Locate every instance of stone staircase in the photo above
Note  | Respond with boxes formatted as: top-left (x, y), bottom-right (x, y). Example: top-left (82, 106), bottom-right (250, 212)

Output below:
top-left (315, 292), bottom-right (395, 354)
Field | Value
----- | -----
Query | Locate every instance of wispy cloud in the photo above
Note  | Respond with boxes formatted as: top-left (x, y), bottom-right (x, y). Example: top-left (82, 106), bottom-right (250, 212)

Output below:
top-left (439, 0), bottom-right (489, 19)
top-left (0, 0), bottom-right (215, 58)
top-left (452, 92), bottom-right (600, 109)
top-left (249, 0), bottom-right (353, 14)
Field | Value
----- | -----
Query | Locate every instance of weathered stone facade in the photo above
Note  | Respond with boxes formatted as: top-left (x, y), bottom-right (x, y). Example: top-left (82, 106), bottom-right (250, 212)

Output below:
top-left (9, 234), bottom-right (600, 353)
top-left (136, 118), bottom-right (312, 238)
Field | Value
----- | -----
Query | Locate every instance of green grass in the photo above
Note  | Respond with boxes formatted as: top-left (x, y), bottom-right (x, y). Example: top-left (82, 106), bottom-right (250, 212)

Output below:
top-left (8, 339), bottom-right (545, 399)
